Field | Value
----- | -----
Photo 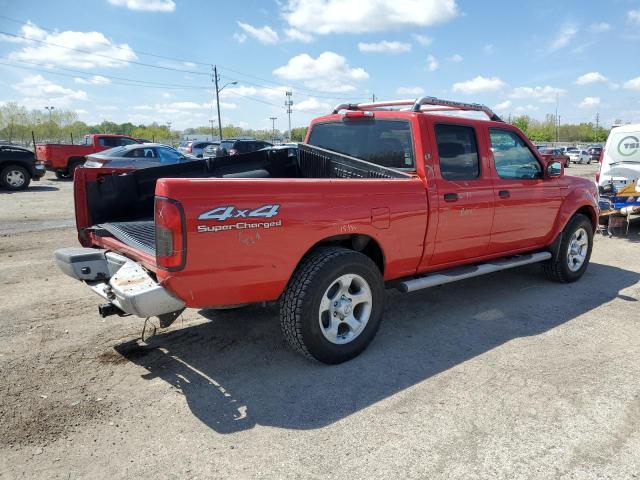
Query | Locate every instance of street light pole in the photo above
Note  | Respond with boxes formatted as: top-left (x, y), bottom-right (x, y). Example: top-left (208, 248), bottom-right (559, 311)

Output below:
top-left (44, 106), bottom-right (54, 141)
top-left (212, 65), bottom-right (237, 141)
top-left (209, 119), bottom-right (215, 141)
top-left (270, 116), bottom-right (277, 143)
top-left (285, 91), bottom-right (293, 141)
top-left (167, 121), bottom-right (172, 146)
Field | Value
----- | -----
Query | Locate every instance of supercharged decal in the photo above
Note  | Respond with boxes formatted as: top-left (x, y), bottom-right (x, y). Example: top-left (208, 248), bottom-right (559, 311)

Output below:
top-left (197, 204), bottom-right (282, 233)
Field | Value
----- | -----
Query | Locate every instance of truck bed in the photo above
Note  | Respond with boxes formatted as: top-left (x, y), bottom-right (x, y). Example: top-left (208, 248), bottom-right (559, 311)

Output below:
top-left (92, 220), bottom-right (155, 255)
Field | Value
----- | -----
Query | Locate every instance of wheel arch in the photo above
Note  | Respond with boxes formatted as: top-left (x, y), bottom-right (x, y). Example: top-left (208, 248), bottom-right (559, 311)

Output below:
top-left (300, 234), bottom-right (386, 274)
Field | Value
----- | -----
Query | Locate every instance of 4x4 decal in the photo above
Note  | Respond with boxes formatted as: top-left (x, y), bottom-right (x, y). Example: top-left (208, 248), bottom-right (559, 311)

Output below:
top-left (198, 204), bottom-right (280, 221)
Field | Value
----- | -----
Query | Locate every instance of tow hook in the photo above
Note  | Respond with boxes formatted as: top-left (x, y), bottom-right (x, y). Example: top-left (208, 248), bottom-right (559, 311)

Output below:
top-left (98, 303), bottom-right (128, 318)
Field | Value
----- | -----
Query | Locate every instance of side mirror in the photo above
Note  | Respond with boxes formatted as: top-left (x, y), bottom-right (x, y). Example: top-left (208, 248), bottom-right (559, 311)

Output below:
top-left (545, 160), bottom-right (562, 178)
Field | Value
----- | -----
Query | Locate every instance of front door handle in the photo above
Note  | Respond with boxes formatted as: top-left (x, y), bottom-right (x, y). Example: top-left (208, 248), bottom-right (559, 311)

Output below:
top-left (498, 190), bottom-right (510, 199)
top-left (443, 193), bottom-right (458, 202)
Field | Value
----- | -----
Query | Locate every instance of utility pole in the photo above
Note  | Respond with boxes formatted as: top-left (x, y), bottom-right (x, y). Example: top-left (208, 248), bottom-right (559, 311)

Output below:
top-left (595, 112), bottom-right (600, 142)
top-left (372, 93), bottom-right (376, 102)
top-left (285, 91), bottom-right (293, 141)
top-left (269, 116), bottom-right (277, 143)
top-left (554, 94), bottom-right (559, 143)
top-left (557, 115), bottom-right (561, 143)
top-left (212, 65), bottom-right (238, 141)
top-left (209, 119), bottom-right (215, 141)
top-left (45, 106), bottom-right (54, 141)
top-left (167, 121), bottom-right (172, 145)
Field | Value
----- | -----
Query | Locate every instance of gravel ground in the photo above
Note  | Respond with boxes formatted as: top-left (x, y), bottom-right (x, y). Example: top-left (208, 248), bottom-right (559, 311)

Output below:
top-left (1, 165), bottom-right (639, 479)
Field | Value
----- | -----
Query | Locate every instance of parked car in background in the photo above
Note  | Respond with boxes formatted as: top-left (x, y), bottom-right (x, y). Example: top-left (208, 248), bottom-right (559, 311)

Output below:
top-left (216, 139), bottom-right (273, 156)
top-left (84, 143), bottom-right (196, 170)
top-left (0, 145), bottom-right (45, 190)
top-left (567, 148), bottom-right (591, 164)
top-left (202, 143), bottom-right (220, 158)
top-left (36, 134), bottom-right (141, 179)
top-left (597, 123), bottom-right (640, 190)
top-left (177, 140), bottom-right (219, 158)
top-left (588, 146), bottom-right (602, 163)
top-left (538, 148), bottom-right (570, 168)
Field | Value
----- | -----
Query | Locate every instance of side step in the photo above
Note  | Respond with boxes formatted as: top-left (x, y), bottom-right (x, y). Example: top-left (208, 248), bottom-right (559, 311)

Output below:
top-left (398, 251), bottom-right (552, 293)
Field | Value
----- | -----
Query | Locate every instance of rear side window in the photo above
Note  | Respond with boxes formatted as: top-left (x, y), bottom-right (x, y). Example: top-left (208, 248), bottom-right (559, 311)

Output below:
top-left (489, 129), bottom-right (542, 179)
top-left (307, 119), bottom-right (415, 169)
top-left (434, 124), bottom-right (480, 180)
top-left (118, 138), bottom-right (139, 146)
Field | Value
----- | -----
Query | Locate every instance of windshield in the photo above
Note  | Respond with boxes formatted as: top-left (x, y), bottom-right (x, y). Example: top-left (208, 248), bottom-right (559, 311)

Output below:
top-left (307, 119), bottom-right (415, 169)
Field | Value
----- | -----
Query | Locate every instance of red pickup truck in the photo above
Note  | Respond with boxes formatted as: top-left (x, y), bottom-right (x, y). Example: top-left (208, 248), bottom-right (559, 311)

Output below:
top-left (36, 134), bottom-right (141, 179)
top-left (55, 97), bottom-right (599, 364)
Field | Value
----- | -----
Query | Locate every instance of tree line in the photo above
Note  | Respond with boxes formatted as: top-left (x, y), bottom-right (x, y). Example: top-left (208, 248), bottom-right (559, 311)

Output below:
top-left (0, 101), bottom-right (611, 147)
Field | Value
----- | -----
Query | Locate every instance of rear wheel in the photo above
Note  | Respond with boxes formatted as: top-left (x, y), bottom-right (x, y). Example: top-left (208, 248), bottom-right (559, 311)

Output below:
top-left (280, 247), bottom-right (384, 364)
top-left (1, 165), bottom-right (30, 190)
top-left (542, 214), bottom-right (593, 283)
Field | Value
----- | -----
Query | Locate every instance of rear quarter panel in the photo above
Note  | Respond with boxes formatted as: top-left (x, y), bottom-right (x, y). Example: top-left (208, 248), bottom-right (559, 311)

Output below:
top-left (155, 177), bottom-right (429, 308)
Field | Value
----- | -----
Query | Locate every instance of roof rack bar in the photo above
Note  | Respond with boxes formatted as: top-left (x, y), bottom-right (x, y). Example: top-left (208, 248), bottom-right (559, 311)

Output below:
top-left (412, 96), bottom-right (503, 122)
top-left (332, 99), bottom-right (415, 114)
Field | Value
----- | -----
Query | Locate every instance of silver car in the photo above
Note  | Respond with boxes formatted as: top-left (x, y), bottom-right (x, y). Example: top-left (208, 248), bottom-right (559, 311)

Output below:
top-left (84, 143), bottom-right (197, 170)
top-left (566, 148), bottom-right (591, 164)
top-left (177, 140), bottom-right (219, 158)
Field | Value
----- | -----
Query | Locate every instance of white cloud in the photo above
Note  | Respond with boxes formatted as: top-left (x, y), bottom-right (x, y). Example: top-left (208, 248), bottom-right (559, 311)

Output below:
top-left (74, 75), bottom-right (111, 85)
top-left (578, 97), bottom-right (601, 108)
top-left (232, 32), bottom-right (247, 43)
top-left (74, 109), bottom-right (89, 115)
top-left (358, 40), bottom-right (411, 53)
top-left (133, 104), bottom-right (153, 110)
top-left (12, 74), bottom-right (88, 107)
top-left (107, 0), bottom-right (175, 12)
top-left (273, 51), bottom-right (368, 93)
top-left (97, 105), bottom-right (118, 111)
top-left (427, 54), bottom-right (439, 72)
top-left (284, 28), bottom-right (314, 43)
top-left (183, 61), bottom-right (196, 68)
top-left (590, 22), bottom-right (611, 33)
top-left (624, 77), bottom-right (640, 90)
top-left (549, 23), bottom-right (578, 51)
top-left (396, 86), bottom-right (425, 96)
top-left (510, 85), bottom-right (565, 103)
top-left (493, 100), bottom-right (512, 111)
top-left (483, 44), bottom-right (494, 54)
top-left (294, 97), bottom-right (331, 113)
top-left (575, 72), bottom-right (608, 85)
top-left (7, 21), bottom-right (136, 69)
top-left (452, 76), bottom-right (506, 94)
top-left (515, 104), bottom-right (539, 112)
top-left (220, 84), bottom-right (291, 102)
top-left (283, 0), bottom-right (458, 34)
top-left (628, 10), bottom-right (640, 25)
top-left (448, 53), bottom-right (463, 62)
top-left (413, 34), bottom-right (434, 46)
top-left (236, 22), bottom-right (279, 44)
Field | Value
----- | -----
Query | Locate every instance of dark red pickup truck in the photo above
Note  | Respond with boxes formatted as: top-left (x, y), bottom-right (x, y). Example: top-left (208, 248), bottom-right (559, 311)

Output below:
top-left (36, 134), bottom-right (140, 179)
top-left (55, 97), bottom-right (599, 364)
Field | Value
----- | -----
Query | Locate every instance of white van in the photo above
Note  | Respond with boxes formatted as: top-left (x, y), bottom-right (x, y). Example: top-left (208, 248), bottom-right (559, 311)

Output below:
top-left (598, 124), bottom-right (640, 189)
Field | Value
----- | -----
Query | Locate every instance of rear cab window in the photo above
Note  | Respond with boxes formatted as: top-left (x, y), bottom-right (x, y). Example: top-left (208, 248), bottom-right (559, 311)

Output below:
top-left (307, 119), bottom-right (415, 170)
top-left (433, 123), bottom-right (480, 180)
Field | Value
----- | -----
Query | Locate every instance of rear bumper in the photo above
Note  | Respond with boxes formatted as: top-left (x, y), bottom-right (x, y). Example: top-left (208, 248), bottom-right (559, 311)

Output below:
top-left (32, 164), bottom-right (46, 179)
top-left (55, 247), bottom-right (185, 318)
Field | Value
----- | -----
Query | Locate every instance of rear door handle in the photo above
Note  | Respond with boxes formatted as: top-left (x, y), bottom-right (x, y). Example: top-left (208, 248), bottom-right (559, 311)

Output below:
top-left (443, 193), bottom-right (458, 202)
top-left (498, 190), bottom-right (510, 199)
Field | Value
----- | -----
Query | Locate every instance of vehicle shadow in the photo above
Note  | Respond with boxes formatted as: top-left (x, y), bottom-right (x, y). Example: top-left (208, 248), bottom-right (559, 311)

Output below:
top-left (115, 262), bottom-right (639, 434)
top-left (0, 185), bottom-right (59, 193)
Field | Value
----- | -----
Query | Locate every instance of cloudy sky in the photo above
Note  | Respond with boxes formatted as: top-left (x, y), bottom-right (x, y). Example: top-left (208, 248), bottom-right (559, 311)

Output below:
top-left (0, 0), bottom-right (638, 130)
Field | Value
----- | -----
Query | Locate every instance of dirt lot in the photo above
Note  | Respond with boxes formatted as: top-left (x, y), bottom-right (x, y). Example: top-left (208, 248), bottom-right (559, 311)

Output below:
top-left (1, 165), bottom-right (639, 479)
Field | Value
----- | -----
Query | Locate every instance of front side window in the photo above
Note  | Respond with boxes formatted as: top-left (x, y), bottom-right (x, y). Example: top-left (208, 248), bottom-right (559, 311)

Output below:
top-left (489, 129), bottom-right (542, 179)
top-left (434, 124), bottom-right (480, 180)
top-left (307, 119), bottom-right (415, 169)
top-left (125, 147), bottom-right (156, 159)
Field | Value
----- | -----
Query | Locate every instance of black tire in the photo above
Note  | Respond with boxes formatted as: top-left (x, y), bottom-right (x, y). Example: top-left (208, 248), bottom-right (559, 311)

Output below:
top-left (55, 171), bottom-right (66, 180)
top-left (565, 159), bottom-right (570, 168)
top-left (68, 159), bottom-right (84, 179)
top-left (280, 247), bottom-right (385, 364)
top-left (0, 165), bottom-right (31, 191)
top-left (542, 214), bottom-right (593, 283)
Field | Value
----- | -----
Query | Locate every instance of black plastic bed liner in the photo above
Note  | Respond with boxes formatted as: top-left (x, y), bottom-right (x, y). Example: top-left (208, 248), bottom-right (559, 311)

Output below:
top-left (92, 220), bottom-right (155, 255)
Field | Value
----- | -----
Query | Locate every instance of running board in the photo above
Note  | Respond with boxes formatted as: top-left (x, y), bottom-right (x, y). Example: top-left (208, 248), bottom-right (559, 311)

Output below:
top-left (398, 251), bottom-right (552, 293)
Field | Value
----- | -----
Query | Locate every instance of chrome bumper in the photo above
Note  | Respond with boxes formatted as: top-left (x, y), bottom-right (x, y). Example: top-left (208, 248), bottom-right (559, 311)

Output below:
top-left (55, 247), bottom-right (185, 318)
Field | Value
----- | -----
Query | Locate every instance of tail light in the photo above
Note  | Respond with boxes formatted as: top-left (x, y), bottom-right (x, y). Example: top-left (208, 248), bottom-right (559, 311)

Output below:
top-left (188, 143), bottom-right (193, 153)
top-left (229, 148), bottom-right (238, 155)
top-left (599, 150), bottom-right (604, 163)
top-left (595, 150), bottom-right (604, 183)
top-left (155, 197), bottom-right (186, 270)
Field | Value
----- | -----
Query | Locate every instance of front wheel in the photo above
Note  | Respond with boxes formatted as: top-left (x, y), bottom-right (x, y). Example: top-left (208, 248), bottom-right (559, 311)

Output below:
top-left (1, 165), bottom-right (30, 190)
top-left (542, 214), bottom-right (593, 283)
top-left (280, 247), bottom-right (385, 364)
